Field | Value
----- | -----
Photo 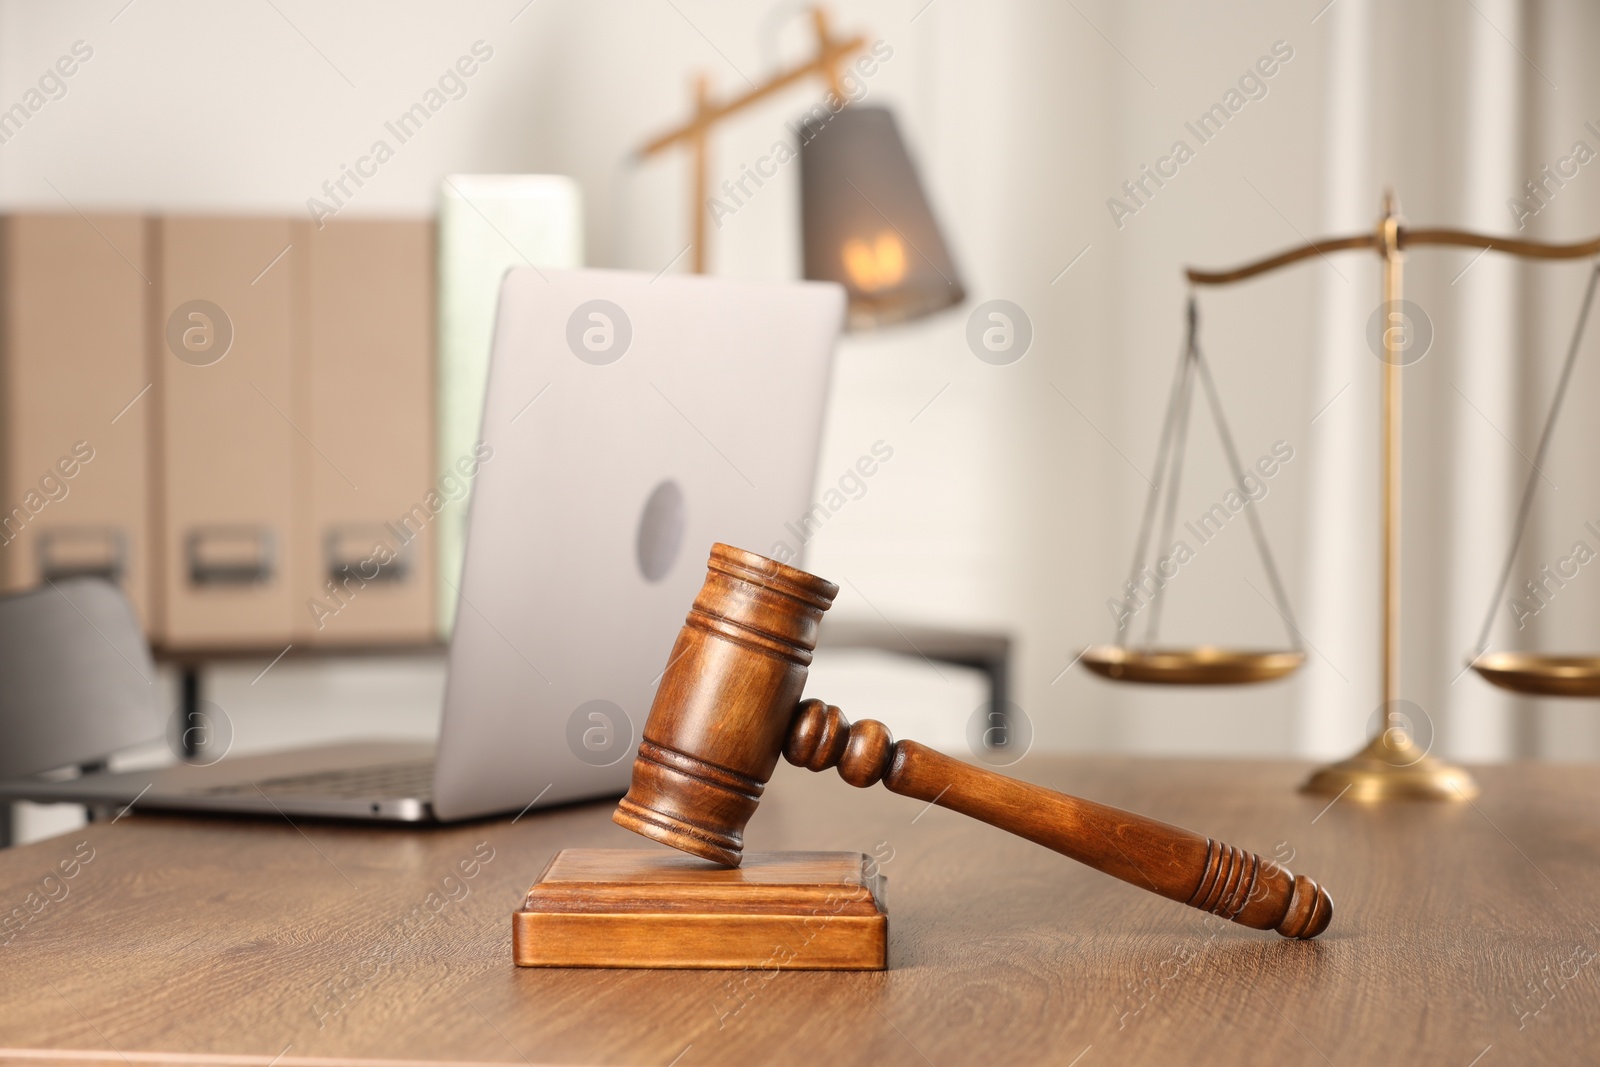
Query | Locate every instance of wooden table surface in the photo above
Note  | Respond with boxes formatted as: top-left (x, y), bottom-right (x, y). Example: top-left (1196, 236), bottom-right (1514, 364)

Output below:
top-left (1, 755), bottom-right (1596, 1066)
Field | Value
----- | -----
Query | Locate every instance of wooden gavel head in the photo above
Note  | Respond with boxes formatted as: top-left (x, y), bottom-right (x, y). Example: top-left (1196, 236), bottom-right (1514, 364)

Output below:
top-left (613, 542), bottom-right (837, 866)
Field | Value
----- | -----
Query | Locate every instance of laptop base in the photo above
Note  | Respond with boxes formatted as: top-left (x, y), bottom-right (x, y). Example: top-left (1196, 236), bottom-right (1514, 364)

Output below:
top-left (0, 741), bottom-right (437, 822)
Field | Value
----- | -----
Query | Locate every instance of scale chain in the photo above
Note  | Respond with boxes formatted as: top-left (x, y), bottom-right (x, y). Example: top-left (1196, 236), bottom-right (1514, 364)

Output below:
top-left (1118, 297), bottom-right (1302, 653)
top-left (1190, 319), bottom-right (1304, 651)
top-left (1143, 307), bottom-right (1200, 648)
top-left (1472, 261), bottom-right (1600, 657)
top-left (1116, 315), bottom-right (1196, 645)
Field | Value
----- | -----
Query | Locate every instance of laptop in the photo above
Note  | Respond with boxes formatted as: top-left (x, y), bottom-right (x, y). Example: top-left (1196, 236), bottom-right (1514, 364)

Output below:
top-left (0, 268), bottom-right (844, 822)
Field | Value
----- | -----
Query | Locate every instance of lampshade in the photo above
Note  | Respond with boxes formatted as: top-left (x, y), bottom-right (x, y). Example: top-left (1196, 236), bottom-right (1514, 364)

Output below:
top-left (799, 105), bottom-right (964, 330)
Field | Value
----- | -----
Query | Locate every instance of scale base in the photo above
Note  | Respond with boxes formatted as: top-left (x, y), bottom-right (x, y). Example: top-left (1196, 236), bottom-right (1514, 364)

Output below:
top-left (1300, 731), bottom-right (1479, 801)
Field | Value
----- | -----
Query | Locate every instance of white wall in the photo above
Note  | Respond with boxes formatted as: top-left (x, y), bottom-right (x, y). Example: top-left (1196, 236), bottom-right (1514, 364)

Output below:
top-left (4, 0), bottom-right (1598, 815)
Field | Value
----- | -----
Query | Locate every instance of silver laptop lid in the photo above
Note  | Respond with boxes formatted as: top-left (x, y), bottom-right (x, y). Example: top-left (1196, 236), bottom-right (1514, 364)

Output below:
top-left (432, 269), bottom-right (844, 821)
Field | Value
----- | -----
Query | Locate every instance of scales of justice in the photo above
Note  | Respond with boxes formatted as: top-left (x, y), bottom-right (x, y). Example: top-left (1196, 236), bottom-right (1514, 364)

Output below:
top-left (1082, 191), bottom-right (1600, 802)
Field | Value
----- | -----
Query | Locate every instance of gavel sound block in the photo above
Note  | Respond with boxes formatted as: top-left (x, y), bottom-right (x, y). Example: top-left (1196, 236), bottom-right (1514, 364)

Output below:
top-left (511, 848), bottom-right (887, 969)
top-left (514, 544), bottom-right (1330, 970)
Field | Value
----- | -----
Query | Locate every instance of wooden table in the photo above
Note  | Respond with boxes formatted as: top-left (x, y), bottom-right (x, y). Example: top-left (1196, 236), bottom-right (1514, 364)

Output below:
top-left (1, 756), bottom-right (1596, 1066)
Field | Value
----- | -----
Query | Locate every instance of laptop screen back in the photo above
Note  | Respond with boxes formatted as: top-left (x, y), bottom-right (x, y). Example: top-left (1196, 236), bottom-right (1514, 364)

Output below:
top-left (432, 269), bottom-right (843, 821)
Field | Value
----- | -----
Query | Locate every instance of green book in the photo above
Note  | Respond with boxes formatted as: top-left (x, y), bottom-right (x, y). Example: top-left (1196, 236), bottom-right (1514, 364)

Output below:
top-left (436, 175), bottom-right (582, 635)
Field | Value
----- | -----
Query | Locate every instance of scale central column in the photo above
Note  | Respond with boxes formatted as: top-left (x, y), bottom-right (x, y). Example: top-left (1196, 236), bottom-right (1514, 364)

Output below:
top-left (1301, 193), bottom-right (1479, 801)
top-left (1381, 198), bottom-right (1402, 709)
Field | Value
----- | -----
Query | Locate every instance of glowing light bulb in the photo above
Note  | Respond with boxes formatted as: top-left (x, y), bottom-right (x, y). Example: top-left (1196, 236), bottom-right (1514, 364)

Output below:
top-left (841, 232), bottom-right (906, 292)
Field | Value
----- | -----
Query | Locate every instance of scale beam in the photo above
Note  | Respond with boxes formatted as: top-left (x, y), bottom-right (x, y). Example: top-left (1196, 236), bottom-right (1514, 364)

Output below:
top-left (1186, 234), bottom-right (1376, 285)
top-left (1402, 228), bottom-right (1600, 260)
top-left (1186, 226), bottom-right (1600, 286)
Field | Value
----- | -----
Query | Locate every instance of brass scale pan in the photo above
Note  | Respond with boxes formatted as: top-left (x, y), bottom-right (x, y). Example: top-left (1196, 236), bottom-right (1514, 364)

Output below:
top-left (1082, 645), bottom-right (1305, 686)
top-left (1471, 653), bottom-right (1600, 698)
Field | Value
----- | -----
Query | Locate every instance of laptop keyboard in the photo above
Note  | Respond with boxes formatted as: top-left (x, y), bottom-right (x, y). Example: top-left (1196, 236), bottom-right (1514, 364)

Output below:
top-left (194, 759), bottom-right (435, 800)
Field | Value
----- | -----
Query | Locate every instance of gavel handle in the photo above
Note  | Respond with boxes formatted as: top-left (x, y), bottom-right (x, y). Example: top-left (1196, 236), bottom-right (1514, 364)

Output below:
top-left (784, 700), bottom-right (1332, 939)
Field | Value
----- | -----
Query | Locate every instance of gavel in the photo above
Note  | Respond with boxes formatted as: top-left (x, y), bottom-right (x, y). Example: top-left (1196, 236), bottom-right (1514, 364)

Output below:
top-left (614, 544), bottom-right (1332, 939)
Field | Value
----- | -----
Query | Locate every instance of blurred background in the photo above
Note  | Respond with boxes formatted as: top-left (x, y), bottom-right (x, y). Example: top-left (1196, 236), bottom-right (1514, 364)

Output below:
top-left (4, 0), bottom-right (1600, 844)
